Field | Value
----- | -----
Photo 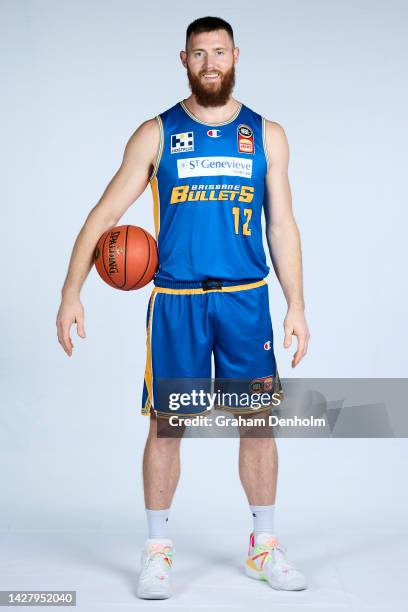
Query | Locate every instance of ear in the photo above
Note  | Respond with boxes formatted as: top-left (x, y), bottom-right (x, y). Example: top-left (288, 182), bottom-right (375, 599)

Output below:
top-left (180, 50), bottom-right (187, 68)
top-left (233, 46), bottom-right (240, 64)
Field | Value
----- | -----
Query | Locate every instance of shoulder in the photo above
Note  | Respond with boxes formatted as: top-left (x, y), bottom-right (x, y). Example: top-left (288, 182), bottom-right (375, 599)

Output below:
top-left (263, 119), bottom-right (289, 166)
top-left (264, 119), bottom-right (288, 143)
top-left (126, 101), bottom-right (181, 147)
top-left (124, 118), bottom-right (161, 158)
top-left (130, 117), bottom-right (161, 142)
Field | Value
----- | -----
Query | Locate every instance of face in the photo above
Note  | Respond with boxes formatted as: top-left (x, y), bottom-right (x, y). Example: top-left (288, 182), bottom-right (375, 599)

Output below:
top-left (180, 29), bottom-right (239, 107)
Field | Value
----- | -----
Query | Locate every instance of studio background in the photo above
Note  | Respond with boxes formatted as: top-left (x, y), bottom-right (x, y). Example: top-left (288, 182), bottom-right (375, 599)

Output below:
top-left (1, 0), bottom-right (407, 610)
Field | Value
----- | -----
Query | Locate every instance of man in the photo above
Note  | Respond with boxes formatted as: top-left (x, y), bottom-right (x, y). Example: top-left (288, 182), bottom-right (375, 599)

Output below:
top-left (56, 16), bottom-right (310, 600)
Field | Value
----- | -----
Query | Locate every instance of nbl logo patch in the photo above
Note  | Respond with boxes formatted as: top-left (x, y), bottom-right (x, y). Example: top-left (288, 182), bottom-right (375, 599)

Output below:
top-left (237, 124), bottom-right (255, 154)
top-left (171, 131), bottom-right (194, 154)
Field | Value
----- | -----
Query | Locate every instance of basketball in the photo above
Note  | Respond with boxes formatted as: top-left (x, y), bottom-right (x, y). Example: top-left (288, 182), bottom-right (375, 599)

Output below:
top-left (94, 225), bottom-right (158, 290)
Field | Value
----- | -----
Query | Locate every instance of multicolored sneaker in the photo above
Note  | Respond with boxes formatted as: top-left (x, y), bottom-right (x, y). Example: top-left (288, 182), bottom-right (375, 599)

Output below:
top-left (137, 538), bottom-right (174, 599)
top-left (245, 532), bottom-right (307, 590)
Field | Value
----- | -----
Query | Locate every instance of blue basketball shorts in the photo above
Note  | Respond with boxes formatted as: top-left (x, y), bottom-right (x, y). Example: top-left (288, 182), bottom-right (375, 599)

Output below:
top-left (141, 279), bottom-right (282, 418)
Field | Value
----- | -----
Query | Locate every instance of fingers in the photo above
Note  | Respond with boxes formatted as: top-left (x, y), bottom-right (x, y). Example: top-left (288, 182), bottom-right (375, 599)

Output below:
top-left (56, 297), bottom-right (86, 356)
top-left (57, 318), bottom-right (87, 356)
top-left (63, 325), bottom-right (74, 356)
top-left (283, 324), bottom-right (293, 349)
top-left (56, 321), bottom-right (74, 357)
top-left (284, 309), bottom-right (310, 368)
top-left (292, 332), bottom-right (310, 368)
top-left (76, 317), bottom-right (86, 339)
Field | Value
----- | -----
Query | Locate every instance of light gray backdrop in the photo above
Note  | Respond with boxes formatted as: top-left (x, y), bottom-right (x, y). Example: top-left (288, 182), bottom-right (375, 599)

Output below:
top-left (1, 1), bottom-right (407, 610)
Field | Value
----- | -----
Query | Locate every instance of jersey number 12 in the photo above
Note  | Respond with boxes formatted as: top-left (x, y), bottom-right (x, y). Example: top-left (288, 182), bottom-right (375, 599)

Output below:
top-left (232, 207), bottom-right (252, 236)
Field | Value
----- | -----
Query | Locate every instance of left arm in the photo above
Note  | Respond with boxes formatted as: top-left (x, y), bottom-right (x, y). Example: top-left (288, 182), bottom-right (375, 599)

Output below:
top-left (263, 120), bottom-right (310, 367)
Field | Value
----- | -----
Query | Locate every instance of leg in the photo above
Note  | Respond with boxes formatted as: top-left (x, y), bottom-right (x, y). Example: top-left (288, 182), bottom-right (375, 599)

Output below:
top-left (138, 289), bottom-right (212, 601)
top-left (239, 433), bottom-right (278, 505)
top-left (143, 413), bottom-right (182, 509)
top-left (137, 417), bottom-right (179, 600)
top-left (240, 431), bottom-right (307, 591)
top-left (212, 284), bottom-right (280, 505)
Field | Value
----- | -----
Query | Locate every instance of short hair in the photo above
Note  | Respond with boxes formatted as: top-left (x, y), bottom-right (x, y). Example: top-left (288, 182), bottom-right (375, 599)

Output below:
top-left (185, 16), bottom-right (235, 51)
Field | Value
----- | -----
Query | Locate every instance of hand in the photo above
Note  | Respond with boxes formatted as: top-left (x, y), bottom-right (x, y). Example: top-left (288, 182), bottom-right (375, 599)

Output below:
top-left (56, 292), bottom-right (86, 357)
top-left (283, 306), bottom-right (310, 368)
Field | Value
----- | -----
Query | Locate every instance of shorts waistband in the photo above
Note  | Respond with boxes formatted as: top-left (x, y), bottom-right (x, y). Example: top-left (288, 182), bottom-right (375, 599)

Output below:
top-left (152, 278), bottom-right (267, 294)
top-left (153, 278), bottom-right (263, 289)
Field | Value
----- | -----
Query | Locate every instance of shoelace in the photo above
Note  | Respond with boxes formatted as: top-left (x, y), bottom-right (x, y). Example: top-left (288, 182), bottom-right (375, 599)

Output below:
top-left (142, 546), bottom-right (172, 579)
top-left (147, 555), bottom-right (167, 573)
top-left (255, 543), bottom-right (296, 573)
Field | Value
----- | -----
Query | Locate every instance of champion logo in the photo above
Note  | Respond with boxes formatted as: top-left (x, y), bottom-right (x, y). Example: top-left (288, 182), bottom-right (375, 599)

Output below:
top-left (207, 129), bottom-right (222, 138)
top-left (263, 340), bottom-right (272, 350)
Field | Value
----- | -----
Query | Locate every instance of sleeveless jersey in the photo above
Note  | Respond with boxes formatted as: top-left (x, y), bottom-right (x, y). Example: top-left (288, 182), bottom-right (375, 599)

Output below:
top-left (149, 100), bottom-right (270, 283)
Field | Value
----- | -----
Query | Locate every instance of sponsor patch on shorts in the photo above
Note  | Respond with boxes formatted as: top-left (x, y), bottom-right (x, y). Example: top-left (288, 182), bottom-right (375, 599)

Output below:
top-left (250, 375), bottom-right (274, 392)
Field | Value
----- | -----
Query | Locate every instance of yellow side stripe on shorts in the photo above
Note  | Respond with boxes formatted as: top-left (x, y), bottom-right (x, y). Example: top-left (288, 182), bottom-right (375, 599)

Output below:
top-left (142, 292), bottom-right (157, 416)
top-left (152, 279), bottom-right (266, 295)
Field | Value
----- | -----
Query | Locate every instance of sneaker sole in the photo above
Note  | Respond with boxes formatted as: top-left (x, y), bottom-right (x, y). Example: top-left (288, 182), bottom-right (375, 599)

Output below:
top-left (137, 589), bottom-right (171, 600)
top-left (245, 562), bottom-right (307, 591)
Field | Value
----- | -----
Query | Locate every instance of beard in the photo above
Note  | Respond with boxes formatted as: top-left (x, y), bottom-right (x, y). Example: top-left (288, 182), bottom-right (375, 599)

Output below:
top-left (186, 64), bottom-right (236, 107)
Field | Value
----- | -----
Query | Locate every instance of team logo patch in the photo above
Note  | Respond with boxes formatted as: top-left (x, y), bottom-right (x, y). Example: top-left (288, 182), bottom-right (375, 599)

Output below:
top-left (171, 131), bottom-right (194, 154)
top-left (237, 124), bottom-right (255, 154)
top-left (207, 129), bottom-right (222, 138)
top-left (250, 375), bottom-right (274, 392)
top-left (263, 340), bottom-right (272, 350)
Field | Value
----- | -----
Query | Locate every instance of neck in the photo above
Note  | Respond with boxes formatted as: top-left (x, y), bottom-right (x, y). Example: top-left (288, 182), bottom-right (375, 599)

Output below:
top-left (183, 95), bottom-right (240, 123)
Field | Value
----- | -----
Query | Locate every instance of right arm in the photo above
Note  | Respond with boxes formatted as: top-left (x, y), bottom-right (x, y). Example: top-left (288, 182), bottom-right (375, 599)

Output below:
top-left (56, 118), bottom-right (160, 357)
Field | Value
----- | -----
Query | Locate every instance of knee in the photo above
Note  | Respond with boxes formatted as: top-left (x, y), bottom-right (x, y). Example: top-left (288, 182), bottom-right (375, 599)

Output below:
top-left (147, 416), bottom-right (182, 450)
top-left (239, 436), bottom-right (276, 452)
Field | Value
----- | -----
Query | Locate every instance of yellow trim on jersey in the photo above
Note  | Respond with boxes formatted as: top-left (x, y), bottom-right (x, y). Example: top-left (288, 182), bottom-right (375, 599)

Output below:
top-left (152, 279), bottom-right (266, 295)
top-left (141, 292), bottom-right (157, 417)
top-left (150, 176), bottom-right (160, 239)
top-left (149, 115), bottom-right (164, 181)
top-left (180, 100), bottom-right (243, 126)
top-left (262, 116), bottom-right (270, 170)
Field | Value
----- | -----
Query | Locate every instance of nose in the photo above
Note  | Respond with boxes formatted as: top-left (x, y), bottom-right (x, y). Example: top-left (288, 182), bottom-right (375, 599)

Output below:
top-left (203, 55), bottom-right (215, 72)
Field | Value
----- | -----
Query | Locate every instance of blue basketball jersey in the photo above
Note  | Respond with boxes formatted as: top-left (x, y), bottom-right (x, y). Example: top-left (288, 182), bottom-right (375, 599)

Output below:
top-left (149, 100), bottom-right (270, 283)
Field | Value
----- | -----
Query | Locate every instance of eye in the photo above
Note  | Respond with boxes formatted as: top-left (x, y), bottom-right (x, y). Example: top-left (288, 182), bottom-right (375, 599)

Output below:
top-left (216, 50), bottom-right (225, 55)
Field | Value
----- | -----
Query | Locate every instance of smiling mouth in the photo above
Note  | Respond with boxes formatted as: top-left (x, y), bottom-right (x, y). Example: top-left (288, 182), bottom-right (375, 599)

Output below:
top-left (202, 73), bottom-right (220, 80)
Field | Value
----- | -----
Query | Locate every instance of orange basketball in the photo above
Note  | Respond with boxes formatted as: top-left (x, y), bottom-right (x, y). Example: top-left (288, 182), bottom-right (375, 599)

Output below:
top-left (94, 225), bottom-right (158, 290)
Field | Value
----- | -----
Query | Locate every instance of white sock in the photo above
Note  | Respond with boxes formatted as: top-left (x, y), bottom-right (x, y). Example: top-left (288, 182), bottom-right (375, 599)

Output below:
top-left (146, 508), bottom-right (170, 539)
top-left (250, 504), bottom-right (276, 535)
